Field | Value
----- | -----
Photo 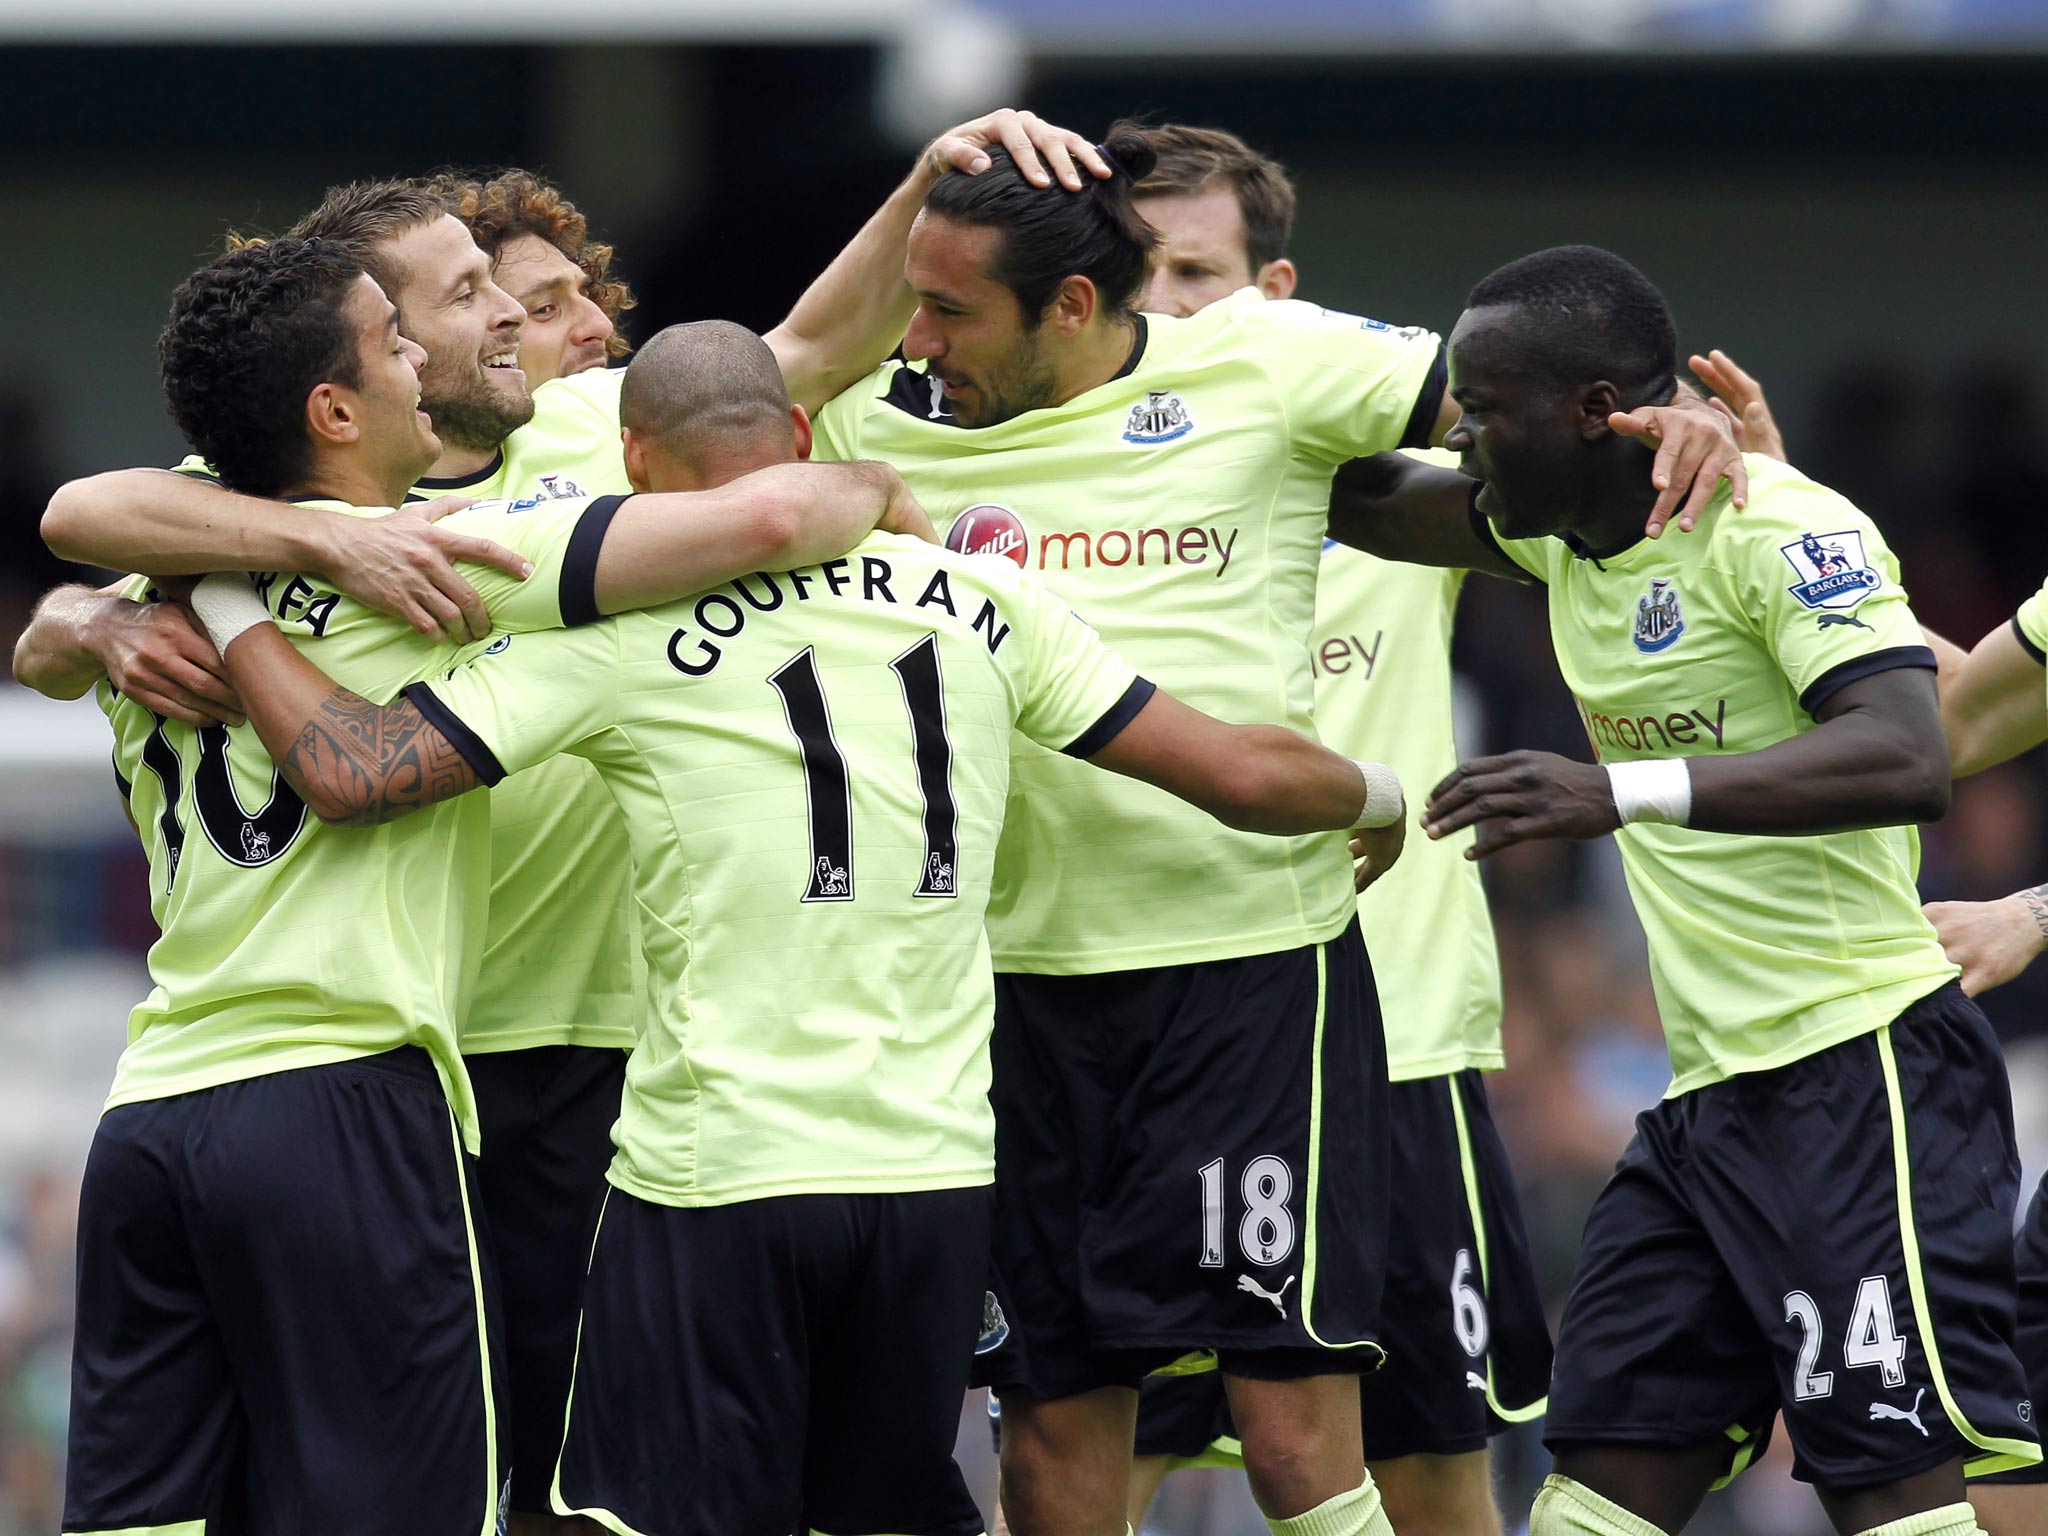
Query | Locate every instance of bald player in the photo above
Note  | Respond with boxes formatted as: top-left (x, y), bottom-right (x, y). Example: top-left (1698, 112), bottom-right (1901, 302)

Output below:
top-left (180, 320), bottom-right (1413, 1536)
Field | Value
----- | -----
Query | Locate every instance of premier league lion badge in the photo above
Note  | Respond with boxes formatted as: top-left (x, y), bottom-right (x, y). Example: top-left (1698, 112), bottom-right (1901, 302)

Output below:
top-left (1780, 529), bottom-right (1881, 610)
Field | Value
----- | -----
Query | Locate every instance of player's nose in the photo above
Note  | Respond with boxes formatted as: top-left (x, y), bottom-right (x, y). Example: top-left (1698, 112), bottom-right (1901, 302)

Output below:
top-left (902, 309), bottom-right (942, 362)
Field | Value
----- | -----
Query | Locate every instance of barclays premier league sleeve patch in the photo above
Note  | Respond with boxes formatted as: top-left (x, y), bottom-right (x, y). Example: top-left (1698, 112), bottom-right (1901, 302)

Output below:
top-left (1780, 530), bottom-right (1882, 610)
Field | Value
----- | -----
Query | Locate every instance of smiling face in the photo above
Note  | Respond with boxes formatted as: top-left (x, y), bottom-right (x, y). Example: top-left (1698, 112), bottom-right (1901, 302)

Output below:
top-left (899, 212), bottom-right (1062, 429)
top-left (493, 232), bottom-right (615, 385)
top-left (378, 213), bottom-right (531, 454)
top-left (1444, 305), bottom-right (1590, 543)
top-left (336, 274), bottom-right (441, 492)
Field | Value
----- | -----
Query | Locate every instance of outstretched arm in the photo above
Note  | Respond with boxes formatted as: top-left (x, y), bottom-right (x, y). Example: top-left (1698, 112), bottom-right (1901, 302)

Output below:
top-left (12, 581), bottom-right (244, 725)
top-left (591, 460), bottom-right (932, 615)
top-left (1422, 666), bottom-right (1949, 858)
top-left (186, 579), bottom-right (479, 827)
top-left (767, 109), bottom-right (1109, 414)
top-left (1084, 688), bottom-right (1407, 890)
top-left (42, 470), bottom-right (528, 639)
top-left (1924, 619), bottom-right (2045, 777)
top-left (1327, 454), bottom-right (1524, 579)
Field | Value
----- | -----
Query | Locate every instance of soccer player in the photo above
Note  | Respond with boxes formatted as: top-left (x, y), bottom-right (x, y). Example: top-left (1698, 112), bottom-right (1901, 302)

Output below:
top-left (1331, 243), bottom-right (2041, 1536)
top-left (177, 318), bottom-right (1412, 1536)
top-left (425, 166), bottom-right (636, 385)
top-left (18, 110), bottom-right (1103, 1532)
top-left (58, 238), bottom-right (925, 1536)
top-left (807, 129), bottom-right (1739, 1536)
top-left (1096, 123), bottom-right (1551, 1536)
top-left (1896, 592), bottom-right (2048, 1536)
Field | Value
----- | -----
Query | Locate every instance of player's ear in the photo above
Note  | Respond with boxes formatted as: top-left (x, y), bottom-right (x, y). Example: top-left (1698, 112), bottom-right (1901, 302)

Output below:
top-left (1579, 380), bottom-right (1622, 439)
top-left (304, 380), bottom-right (359, 448)
top-left (1256, 259), bottom-right (1297, 301)
top-left (790, 404), bottom-right (814, 463)
top-left (621, 427), bottom-right (654, 494)
top-left (1046, 275), bottom-right (1098, 337)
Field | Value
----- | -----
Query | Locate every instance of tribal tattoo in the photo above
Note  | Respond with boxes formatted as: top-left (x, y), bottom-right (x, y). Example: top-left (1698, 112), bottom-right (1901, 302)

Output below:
top-left (2021, 882), bottom-right (2048, 944)
top-left (283, 688), bottom-right (479, 826)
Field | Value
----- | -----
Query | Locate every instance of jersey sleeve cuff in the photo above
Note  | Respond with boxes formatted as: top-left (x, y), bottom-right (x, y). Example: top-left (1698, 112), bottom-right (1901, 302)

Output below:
top-left (560, 494), bottom-right (631, 627)
top-left (401, 682), bottom-right (508, 786)
top-left (1397, 343), bottom-right (1449, 451)
top-left (2012, 615), bottom-right (2047, 666)
top-left (1798, 644), bottom-right (1937, 717)
top-left (1061, 677), bottom-right (1157, 758)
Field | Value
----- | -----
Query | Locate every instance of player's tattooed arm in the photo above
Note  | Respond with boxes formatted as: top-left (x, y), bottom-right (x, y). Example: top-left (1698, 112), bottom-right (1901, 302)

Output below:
top-left (1425, 667), bottom-right (1952, 857)
top-left (277, 687), bottom-right (478, 828)
top-left (1922, 618), bottom-right (2046, 777)
top-left (13, 581), bottom-right (246, 726)
top-left (767, 109), bottom-right (1109, 414)
top-left (1925, 884), bottom-right (2048, 996)
top-left (1327, 454), bottom-right (1527, 581)
top-left (187, 599), bottom-right (481, 826)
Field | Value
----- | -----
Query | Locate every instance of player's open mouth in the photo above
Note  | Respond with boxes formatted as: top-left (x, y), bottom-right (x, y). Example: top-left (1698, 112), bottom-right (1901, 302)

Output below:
top-left (483, 350), bottom-right (524, 376)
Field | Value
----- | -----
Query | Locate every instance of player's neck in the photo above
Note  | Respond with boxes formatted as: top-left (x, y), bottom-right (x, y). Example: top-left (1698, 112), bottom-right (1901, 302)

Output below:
top-left (426, 440), bottom-right (500, 481)
top-left (1568, 450), bottom-right (1661, 560)
top-left (1048, 314), bottom-right (1141, 409)
top-left (288, 450), bottom-right (414, 511)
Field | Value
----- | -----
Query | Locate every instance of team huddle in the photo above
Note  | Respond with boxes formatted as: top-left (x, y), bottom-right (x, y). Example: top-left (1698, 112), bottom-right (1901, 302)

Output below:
top-left (12, 104), bottom-right (2048, 1536)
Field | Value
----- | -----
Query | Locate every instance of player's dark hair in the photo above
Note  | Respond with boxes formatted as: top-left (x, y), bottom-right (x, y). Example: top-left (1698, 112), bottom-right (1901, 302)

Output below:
top-left (159, 237), bottom-right (367, 498)
top-left (283, 179), bottom-right (449, 310)
top-left (621, 321), bottom-right (790, 472)
top-left (1133, 123), bottom-right (1297, 271)
top-left (423, 167), bottom-right (638, 359)
top-left (921, 125), bottom-right (1161, 325)
top-left (1465, 245), bottom-right (1678, 406)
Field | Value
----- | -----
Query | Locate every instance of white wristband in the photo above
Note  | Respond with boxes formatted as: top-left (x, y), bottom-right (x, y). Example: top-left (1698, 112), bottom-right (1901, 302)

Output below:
top-left (189, 573), bottom-right (273, 653)
top-left (1606, 758), bottom-right (1693, 827)
top-left (1352, 760), bottom-right (1405, 829)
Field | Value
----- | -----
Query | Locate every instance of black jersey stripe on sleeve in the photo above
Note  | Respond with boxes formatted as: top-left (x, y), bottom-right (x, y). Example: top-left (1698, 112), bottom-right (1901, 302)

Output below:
top-left (401, 682), bottom-right (508, 787)
top-left (113, 758), bottom-right (132, 802)
top-left (560, 494), bottom-right (630, 627)
top-left (1798, 645), bottom-right (1938, 717)
top-left (1061, 677), bottom-right (1158, 759)
top-left (2012, 616), bottom-right (2047, 667)
top-left (1398, 342), bottom-right (1449, 451)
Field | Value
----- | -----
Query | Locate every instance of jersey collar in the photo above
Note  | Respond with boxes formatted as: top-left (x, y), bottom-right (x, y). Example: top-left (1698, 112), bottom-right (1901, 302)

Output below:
top-left (414, 449), bottom-right (505, 493)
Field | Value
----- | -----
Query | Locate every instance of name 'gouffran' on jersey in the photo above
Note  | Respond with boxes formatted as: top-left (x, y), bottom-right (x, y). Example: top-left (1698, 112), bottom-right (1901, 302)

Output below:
top-left (1314, 448), bottom-right (1502, 1080)
top-left (408, 529), bottom-right (1149, 1205)
top-left (1483, 455), bottom-right (1955, 1095)
top-left (101, 494), bottom-right (623, 1149)
top-left (814, 288), bottom-right (1445, 974)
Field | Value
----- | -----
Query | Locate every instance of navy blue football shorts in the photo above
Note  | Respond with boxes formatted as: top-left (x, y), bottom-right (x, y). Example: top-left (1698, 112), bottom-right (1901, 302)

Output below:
top-left (63, 1047), bottom-right (507, 1536)
top-left (1545, 984), bottom-right (2041, 1490)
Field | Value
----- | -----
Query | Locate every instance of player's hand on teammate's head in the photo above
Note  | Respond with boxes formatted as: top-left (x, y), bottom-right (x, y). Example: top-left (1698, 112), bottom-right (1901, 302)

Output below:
top-left (1348, 816), bottom-right (1406, 892)
top-left (923, 109), bottom-right (1112, 192)
top-left (1923, 894), bottom-right (2048, 997)
top-left (1422, 749), bottom-right (1622, 859)
top-left (1611, 386), bottom-right (1749, 540)
top-left (339, 503), bottom-right (530, 644)
top-left (1690, 350), bottom-right (1788, 464)
top-left (99, 596), bottom-right (246, 728)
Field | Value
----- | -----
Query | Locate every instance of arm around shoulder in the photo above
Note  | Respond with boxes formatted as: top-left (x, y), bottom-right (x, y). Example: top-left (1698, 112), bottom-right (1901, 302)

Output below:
top-left (1327, 454), bottom-right (1524, 580)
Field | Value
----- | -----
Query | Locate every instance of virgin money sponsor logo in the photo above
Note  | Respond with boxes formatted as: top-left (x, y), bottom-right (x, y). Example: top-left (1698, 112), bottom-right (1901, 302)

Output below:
top-left (946, 504), bottom-right (1030, 568)
top-left (948, 504), bottom-right (1239, 577)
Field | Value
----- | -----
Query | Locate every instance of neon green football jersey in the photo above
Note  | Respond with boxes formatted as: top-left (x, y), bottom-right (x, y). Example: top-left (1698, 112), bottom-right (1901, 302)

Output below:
top-left (174, 375), bottom-right (639, 1055)
top-left (1484, 455), bottom-right (1956, 1096)
top-left (99, 494), bottom-right (621, 1149)
top-left (1314, 455), bottom-right (1503, 1079)
top-left (403, 368), bottom-right (644, 1054)
top-left (409, 531), bottom-right (1150, 1204)
top-left (814, 288), bottom-right (1444, 973)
